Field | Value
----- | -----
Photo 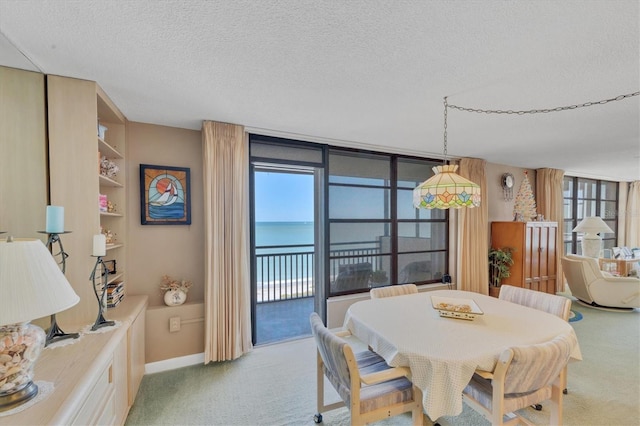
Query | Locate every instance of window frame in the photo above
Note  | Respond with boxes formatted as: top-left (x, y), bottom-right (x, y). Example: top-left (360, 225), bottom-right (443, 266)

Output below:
top-left (563, 176), bottom-right (619, 255)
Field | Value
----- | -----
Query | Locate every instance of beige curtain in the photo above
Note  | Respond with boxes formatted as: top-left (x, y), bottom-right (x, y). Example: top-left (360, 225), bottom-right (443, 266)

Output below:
top-left (456, 158), bottom-right (489, 294)
top-left (202, 120), bottom-right (252, 363)
top-left (535, 168), bottom-right (565, 293)
top-left (626, 181), bottom-right (640, 248)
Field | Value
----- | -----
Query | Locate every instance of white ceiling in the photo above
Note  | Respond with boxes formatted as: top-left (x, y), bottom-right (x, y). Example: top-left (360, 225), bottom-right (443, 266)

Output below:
top-left (1, 0), bottom-right (638, 181)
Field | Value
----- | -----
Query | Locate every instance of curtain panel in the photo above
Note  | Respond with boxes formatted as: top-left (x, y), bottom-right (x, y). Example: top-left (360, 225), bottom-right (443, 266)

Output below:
top-left (456, 158), bottom-right (489, 294)
top-left (202, 121), bottom-right (252, 363)
top-left (535, 168), bottom-right (565, 292)
top-left (626, 181), bottom-right (640, 248)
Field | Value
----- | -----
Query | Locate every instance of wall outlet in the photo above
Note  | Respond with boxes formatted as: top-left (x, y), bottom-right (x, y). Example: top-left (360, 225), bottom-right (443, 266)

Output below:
top-left (169, 316), bottom-right (181, 332)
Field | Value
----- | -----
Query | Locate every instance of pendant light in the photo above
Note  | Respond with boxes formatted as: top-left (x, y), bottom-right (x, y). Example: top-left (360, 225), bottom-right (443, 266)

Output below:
top-left (413, 97), bottom-right (481, 209)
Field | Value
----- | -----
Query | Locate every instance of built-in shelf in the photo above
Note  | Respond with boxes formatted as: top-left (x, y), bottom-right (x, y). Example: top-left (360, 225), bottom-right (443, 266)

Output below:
top-left (99, 174), bottom-right (124, 187)
top-left (107, 271), bottom-right (124, 285)
top-left (100, 211), bottom-right (123, 217)
top-left (98, 137), bottom-right (123, 159)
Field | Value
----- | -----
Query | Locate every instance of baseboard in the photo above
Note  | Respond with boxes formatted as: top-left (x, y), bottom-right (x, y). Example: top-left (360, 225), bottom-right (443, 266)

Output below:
top-left (145, 352), bottom-right (205, 374)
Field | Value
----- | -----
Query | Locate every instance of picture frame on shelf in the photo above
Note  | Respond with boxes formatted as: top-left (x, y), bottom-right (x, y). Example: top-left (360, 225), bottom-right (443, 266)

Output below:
top-left (612, 247), bottom-right (621, 259)
top-left (140, 164), bottom-right (191, 225)
top-left (104, 259), bottom-right (117, 274)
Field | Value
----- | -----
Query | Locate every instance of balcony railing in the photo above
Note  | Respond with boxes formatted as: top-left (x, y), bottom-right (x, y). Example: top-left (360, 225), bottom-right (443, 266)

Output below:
top-left (255, 241), bottom-right (382, 303)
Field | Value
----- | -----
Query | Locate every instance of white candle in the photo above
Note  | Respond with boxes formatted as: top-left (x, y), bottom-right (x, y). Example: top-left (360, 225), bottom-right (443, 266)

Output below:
top-left (93, 234), bottom-right (106, 257)
top-left (45, 206), bottom-right (64, 233)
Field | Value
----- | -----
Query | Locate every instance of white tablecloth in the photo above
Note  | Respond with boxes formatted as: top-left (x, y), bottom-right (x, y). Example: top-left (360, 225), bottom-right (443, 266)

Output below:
top-left (343, 289), bottom-right (582, 420)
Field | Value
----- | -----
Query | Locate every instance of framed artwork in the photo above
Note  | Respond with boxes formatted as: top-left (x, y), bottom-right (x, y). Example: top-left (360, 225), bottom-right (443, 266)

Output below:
top-left (140, 164), bottom-right (191, 225)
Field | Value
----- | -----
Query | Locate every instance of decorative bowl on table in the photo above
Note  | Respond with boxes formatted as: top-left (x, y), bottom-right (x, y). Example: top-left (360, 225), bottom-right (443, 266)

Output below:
top-left (431, 295), bottom-right (484, 320)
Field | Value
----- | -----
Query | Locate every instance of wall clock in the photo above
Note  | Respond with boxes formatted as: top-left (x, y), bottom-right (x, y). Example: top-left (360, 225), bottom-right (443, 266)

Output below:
top-left (501, 173), bottom-right (514, 200)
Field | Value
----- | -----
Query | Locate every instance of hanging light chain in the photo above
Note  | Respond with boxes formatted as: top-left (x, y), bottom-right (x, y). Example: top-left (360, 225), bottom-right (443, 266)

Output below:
top-left (443, 96), bottom-right (448, 162)
top-left (447, 91), bottom-right (639, 115)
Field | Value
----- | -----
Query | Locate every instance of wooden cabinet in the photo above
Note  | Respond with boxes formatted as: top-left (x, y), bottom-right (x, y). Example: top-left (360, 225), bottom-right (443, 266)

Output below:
top-left (491, 221), bottom-right (558, 294)
top-left (0, 296), bottom-right (147, 425)
top-left (47, 75), bottom-right (127, 325)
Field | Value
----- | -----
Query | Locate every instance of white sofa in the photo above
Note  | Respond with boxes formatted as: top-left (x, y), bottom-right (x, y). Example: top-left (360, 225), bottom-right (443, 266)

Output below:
top-left (562, 254), bottom-right (640, 309)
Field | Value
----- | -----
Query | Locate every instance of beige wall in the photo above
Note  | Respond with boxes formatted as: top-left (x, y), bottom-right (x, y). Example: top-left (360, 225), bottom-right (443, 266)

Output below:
top-left (126, 122), bottom-right (204, 305)
top-left (126, 122), bottom-right (205, 363)
top-left (486, 162), bottom-right (537, 223)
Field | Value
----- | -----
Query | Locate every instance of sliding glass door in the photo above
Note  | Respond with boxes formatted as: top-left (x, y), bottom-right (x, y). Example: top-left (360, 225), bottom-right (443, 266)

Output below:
top-left (249, 136), bottom-right (326, 345)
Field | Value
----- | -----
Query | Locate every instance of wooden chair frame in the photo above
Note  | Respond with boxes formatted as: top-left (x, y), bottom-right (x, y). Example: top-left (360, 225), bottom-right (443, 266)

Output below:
top-left (312, 318), bottom-right (423, 425)
top-left (463, 339), bottom-right (569, 426)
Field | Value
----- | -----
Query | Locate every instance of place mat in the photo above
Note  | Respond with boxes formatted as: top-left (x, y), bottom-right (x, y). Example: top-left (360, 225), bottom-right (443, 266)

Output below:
top-left (0, 381), bottom-right (54, 417)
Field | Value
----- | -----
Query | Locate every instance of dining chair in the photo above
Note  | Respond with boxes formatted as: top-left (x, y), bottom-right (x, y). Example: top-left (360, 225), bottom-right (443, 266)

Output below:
top-left (370, 283), bottom-right (418, 299)
top-left (309, 312), bottom-right (424, 426)
top-left (462, 334), bottom-right (573, 426)
top-left (498, 285), bottom-right (571, 397)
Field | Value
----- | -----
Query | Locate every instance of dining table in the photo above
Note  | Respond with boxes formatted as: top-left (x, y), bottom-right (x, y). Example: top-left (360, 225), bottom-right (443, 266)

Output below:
top-left (343, 289), bottom-right (582, 420)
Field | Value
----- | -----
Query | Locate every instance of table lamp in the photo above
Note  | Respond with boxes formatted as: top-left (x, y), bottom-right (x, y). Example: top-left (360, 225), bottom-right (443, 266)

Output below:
top-left (0, 237), bottom-right (80, 412)
top-left (572, 216), bottom-right (614, 258)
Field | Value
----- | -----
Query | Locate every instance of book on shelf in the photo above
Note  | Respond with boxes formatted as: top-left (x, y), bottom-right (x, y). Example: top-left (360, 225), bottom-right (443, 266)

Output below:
top-left (107, 293), bottom-right (124, 308)
top-left (106, 280), bottom-right (125, 308)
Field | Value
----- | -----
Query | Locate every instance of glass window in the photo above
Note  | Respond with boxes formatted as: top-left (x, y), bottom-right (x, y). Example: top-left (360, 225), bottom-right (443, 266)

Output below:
top-left (329, 152), bottom-right (446, 295)
top-left (398, 252), bottom-right (446, 284)
top-left (329, 151), bottom-right (390, 185)
top-left (329, 222), bottom-right (390, 253)
top-left (330, 255), bottom-right (390, 293)
top-left (397, 159), bottom-right (434, 189)
top-left (329, 186), bottom-right (389, 219)
top-left (563, 176), bottom-right (619, 255)
top-left (577, 179), bottom-right (597, 199)
top-left (397, 223), bottom-right (447, 251)
top-left (250, 138), bottom-right (323, 164)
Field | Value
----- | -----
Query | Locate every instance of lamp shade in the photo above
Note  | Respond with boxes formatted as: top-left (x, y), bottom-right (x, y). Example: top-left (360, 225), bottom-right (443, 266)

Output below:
top-left (572, 217), bottom-right (614, 235)
top-left (413, 164), bottom-right (481, 209)
top-left (0, 238), bottom-right (79, 326)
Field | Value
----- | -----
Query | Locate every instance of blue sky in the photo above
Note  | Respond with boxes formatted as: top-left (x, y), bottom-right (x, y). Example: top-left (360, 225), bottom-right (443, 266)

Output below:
top-left (254, 172), bottom-right (314, 222)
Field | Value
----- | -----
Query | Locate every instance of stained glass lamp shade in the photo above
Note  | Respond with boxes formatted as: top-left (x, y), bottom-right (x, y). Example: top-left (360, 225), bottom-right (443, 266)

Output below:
top-left (413, 164), bottom-right (481, 209)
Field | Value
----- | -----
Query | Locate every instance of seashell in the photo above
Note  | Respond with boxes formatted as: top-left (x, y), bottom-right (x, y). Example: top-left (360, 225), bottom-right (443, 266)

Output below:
top-left (0, 381), bottom-right (16, 392)
top-left (5, 366), bottom-right (21, 377)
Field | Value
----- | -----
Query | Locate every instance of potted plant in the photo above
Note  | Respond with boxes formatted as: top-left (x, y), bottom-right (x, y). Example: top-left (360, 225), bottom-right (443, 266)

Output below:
top-left (488, 247), bottom-right (514, 297)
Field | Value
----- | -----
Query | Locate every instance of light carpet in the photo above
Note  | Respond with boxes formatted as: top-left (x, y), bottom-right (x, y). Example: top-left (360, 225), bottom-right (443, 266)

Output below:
top-left (126, 301), bottom-right (639, 425)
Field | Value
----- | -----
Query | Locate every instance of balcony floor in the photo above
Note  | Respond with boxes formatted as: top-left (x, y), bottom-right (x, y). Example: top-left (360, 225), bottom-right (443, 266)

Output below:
top-left (255, 296), bottom-right (314, 345)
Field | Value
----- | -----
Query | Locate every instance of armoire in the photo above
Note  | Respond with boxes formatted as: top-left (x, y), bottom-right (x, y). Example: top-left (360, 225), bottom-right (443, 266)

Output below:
top-left (490, 221), bottom-right (558, 294)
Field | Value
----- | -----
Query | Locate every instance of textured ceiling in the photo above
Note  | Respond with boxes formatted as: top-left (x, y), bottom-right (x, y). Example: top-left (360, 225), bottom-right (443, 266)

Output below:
top-left (1, 0), bottom-right (638, 181)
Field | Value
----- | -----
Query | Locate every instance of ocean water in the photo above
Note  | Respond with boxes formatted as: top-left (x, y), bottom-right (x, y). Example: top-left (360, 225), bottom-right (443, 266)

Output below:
top-left (255, 221), bottom-right (314, 249)
top-left (255, 222), bottom-right (315, 299)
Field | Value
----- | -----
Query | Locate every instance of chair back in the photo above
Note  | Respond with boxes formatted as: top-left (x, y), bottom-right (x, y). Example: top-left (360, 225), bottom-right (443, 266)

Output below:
top-left (309, 313), bottom-right (353, 402)
top-left (502, 334), bottom-right (573, 394)
top-left (499, 285), bottom-right (571, 321)
top-left (562, 255), bottom-right (595, 303)
top-left (370, 283), bottom-right (418, 299)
